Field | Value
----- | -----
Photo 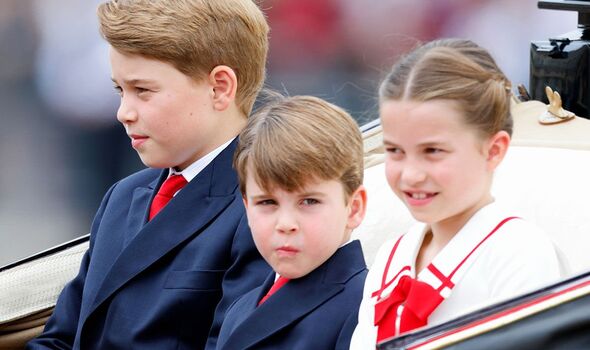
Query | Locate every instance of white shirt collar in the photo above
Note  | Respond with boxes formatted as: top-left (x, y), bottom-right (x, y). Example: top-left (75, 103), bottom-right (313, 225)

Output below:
top-left (169, 137), bottom-right (235, 182)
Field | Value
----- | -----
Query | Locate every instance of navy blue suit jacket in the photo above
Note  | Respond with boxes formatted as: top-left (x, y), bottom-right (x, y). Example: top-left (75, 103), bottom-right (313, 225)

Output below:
top-left (216, 240), bottom-right (367, 350)
top-left (27, 139), bottom-right (270, 350)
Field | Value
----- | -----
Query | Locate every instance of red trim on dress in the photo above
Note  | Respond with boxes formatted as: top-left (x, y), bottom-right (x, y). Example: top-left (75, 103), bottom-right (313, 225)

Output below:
top-left (373, 217), bottom-right (519, 344)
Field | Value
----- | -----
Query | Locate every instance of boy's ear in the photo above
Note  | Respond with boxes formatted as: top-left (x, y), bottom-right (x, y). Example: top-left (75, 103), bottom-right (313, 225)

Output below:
top-left (347, 185), bottom-right (368, 230)
top-left (242, 196), bottom-right (249, 209)
top-left (208, 65), bottom-right (238, 112)
top-left (485, 130), bottom-right (510, 171)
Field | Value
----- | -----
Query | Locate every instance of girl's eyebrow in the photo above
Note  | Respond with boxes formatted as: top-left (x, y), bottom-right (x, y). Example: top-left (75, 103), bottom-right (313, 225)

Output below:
top-left (383, 139), bottom-right (449, 149)
top-left (417, 140), bottom-right (447, 147)
top-left (382, 138), bottom-right (400, 147)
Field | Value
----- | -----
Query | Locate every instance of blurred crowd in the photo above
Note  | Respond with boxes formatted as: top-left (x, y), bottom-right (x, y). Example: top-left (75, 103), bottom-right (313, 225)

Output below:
top-left (0, 0), bottom-right (576, 265)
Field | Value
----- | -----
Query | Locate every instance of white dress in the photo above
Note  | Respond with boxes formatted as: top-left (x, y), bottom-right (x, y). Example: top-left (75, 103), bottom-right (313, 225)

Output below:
top-left (350, 201), bottom-right (567, 349)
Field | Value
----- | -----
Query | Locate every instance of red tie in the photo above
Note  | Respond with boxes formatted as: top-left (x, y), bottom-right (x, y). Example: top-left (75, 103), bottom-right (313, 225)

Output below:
top-left (149, 175), bottom-right (188, 220)
top-left (258, 276), bottom-right (289, 305)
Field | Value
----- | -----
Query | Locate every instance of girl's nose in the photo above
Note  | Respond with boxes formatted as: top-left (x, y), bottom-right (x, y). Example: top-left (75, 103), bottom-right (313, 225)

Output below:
top-left (400, 163), bottom-right (427, 186)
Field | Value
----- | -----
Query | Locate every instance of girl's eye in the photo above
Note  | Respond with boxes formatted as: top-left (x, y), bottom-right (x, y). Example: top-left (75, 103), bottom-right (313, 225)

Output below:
top-left (113, 85), bottom-right (123, 96)
top-left (301, 198), bottom-right (319, 206)
top-left (136, 87), bottom-right (150, 94)
top-left (385, 147), bottom-right (405, 160)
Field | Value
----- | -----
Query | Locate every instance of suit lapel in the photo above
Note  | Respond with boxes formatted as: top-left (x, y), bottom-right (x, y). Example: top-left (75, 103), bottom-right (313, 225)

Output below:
top-left (222, 241), bottom-right (366, 349)
top-left (221, 274), bottom-right (275, 336)
top-left (122, 173), bottom-right (163, 247)
top-left (85, 139), bottom-right (240, 319)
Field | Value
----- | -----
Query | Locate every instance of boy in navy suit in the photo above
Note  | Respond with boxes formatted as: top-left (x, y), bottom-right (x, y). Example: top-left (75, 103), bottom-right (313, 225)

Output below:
top-left (217, 95), bottom-right (369, 349)
top-left (27, 1), bottom-right (270, 349)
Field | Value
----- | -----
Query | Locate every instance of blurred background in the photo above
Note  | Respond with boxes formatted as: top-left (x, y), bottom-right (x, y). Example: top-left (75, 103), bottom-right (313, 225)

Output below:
top-left (0, 0), bottom-right (576, 266)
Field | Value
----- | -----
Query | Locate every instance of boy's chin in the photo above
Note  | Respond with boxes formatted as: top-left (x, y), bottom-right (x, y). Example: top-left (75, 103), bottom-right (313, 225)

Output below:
top-left (273, 262), bottom-right (323, 280)
top-left (137, 154), bottom-right (175, 169)
top-left (140, 160), bottom-right (169, 169)
top-left (272, 267), bottom-right (307, 280)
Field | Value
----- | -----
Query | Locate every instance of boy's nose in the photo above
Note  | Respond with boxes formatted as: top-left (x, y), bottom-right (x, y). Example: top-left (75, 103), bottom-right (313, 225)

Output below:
top-left (116, 98), bottom-right (138, 124)
top-left (275, 211), bottom-right (298, 234)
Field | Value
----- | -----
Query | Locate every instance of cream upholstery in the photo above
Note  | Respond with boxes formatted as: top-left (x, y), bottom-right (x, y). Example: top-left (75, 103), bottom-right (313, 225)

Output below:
top-left (0, 240), bottom-right (88, 325)
top-left (0, 238), bottom-right (88, 348)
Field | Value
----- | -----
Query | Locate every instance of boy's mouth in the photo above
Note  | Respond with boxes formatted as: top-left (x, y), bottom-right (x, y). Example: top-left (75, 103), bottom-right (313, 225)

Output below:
top-left (276, 246), bottom-right (299, 258)
top-left (130, 134), bottom-right (148, 149)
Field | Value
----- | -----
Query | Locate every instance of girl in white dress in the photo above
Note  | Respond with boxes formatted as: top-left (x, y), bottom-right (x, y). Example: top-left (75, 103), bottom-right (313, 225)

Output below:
top-left (351, 38), bottom-right (567, 349)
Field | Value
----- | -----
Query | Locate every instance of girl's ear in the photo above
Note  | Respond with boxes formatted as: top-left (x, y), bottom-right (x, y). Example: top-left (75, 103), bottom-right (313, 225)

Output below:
top-left (208, 65), bottom-right (238, 111)
top-left (486, 130), bottom-right (511, 171)
top-left (347, 185), bottom-right (368, 230)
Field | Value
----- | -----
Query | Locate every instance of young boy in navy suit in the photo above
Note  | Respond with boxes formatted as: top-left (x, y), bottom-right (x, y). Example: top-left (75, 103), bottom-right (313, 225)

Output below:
top-left (216, 95), bottom-right (369, 349)
top-left (27, 1), bottom-right (270, 349)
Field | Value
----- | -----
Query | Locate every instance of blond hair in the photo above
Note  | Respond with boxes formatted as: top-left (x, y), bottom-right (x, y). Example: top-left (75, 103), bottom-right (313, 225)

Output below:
top-left (234, 95), bottom-right (364, 201)
top-left (97, 0), bottom-right (269, 115)
top-left (380, 38), bottom-right (513, 137)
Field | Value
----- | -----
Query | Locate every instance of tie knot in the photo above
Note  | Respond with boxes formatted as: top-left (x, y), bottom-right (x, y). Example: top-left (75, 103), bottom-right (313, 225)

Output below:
top-left (149, 174), bottom-right (188, 220)
top-left (159, 175), bottom-right (188, 197)
top-left (269, 276), bottom-right (290, 293)
top-left (258, 276), bottom-right (289, 305)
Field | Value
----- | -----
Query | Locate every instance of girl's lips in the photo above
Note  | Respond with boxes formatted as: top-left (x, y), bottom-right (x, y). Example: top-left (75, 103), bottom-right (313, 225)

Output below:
top-left (404, 191), bottom-right (437, 207)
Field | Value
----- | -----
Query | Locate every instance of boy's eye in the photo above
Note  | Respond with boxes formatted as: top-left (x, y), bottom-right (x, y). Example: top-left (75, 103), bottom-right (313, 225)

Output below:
top-left (113, 85), bottom-right (123, 96)
top-left (425, 147), bottom-right (444, 154)
top-left (256, 199), bottom-right (276, 206)
top-left (136, 87), bottom-right (150, 94)
top-left (301, 198), bottom-right (319, 206)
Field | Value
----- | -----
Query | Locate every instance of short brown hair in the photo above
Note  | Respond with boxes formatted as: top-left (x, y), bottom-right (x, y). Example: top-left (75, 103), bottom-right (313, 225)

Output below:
top-left (97, 0), bottom-right (269, 115)
top-left (234, 95), bottom-right (364, 200)
top-left (380, 38), bottom-right (513, 137)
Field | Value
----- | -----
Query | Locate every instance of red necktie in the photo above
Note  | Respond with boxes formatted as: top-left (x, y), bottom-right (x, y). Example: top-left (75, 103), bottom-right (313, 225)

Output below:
top-left (258, 276), bottom-right (289, 305)
top-left (149, 175), bottom-right (188, 220)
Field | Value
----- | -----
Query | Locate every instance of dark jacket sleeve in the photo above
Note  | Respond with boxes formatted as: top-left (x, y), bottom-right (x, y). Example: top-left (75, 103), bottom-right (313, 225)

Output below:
top-left (26, 184), bottom-right (115, 349)
top-left (204, 213), bottom-right (270, 350)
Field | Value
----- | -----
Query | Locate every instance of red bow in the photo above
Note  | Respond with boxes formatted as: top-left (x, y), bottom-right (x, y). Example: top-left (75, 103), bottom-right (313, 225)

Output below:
top-left (374, 275), bottom-right (444, 342)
